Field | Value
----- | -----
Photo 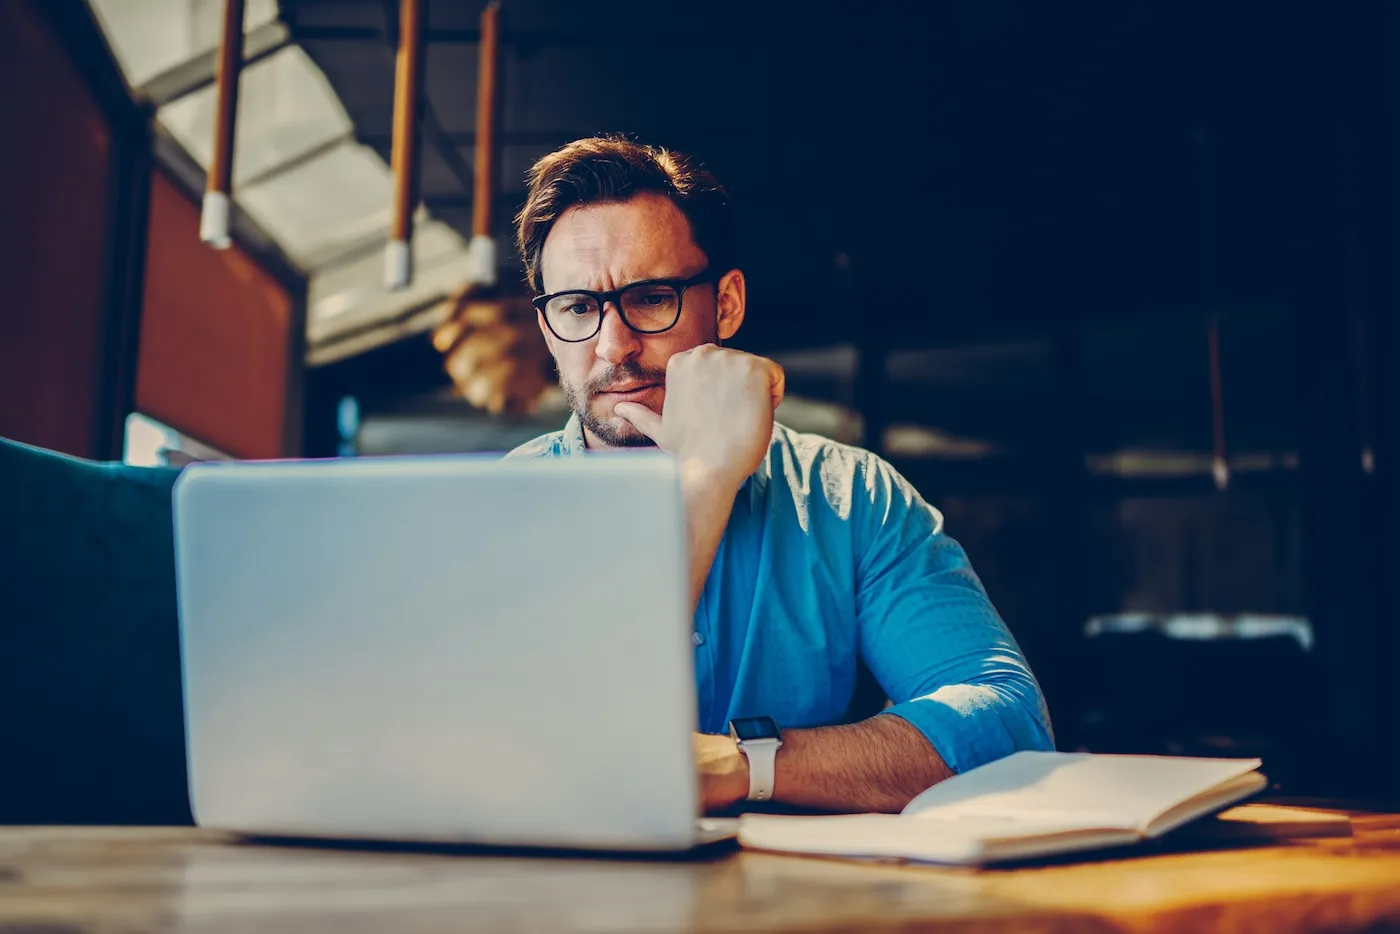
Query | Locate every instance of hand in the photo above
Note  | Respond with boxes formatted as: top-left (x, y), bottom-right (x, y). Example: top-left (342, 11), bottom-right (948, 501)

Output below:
top-left (430, 288), bottom-right (553, 415)
top-left (693, 731), bottom-right (749, 813)
top-left (612, 345), bottom-right (784, 487)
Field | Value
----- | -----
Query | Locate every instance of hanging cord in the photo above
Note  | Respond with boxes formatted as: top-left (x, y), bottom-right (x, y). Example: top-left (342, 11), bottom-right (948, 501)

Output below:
top-left (1354, 312), bottom-right (1375, 475)
top-left (200, 0), bottom-right (246, 248)
top-left (1208, 313), bottom-right (1229, 491)
top-left (384, 0), bottom-right (424, 289)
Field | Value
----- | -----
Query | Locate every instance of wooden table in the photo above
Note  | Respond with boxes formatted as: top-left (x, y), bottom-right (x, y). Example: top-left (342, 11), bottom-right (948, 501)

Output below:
top-left (4, 810), bottom-right (1400, 933)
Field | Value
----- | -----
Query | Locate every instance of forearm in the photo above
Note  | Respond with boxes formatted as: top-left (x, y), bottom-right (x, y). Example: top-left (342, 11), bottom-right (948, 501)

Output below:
top-left (769, 714), bottom-right (953, 813)
top-left (681, 461), bottom-right (741, 611)
top-left (700, 717), bottom-right (955, 813)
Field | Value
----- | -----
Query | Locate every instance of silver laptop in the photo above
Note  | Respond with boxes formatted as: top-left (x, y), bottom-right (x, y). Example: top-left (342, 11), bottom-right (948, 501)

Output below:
top-left (172, 452), bottom-right (735, 851)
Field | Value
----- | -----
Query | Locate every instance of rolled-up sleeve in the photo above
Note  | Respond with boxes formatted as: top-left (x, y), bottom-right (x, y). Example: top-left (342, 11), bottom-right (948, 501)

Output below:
top-left (854, 457), bottom-right (1054, 774)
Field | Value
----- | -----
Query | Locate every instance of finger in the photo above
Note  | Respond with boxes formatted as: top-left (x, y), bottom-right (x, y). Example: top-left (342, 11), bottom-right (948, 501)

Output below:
top-left (430, 315), bottom-right (465, 353)
top-left (612, 401), bottom-right (665, 442)
top-left (466, 357), bottom-right (516, 412)
top-left (767, 360), bottom-right (786, 410)
top-left (463, 298), bottom-right (507, 327)
top-left (446, 327), bottom-right (517, 384)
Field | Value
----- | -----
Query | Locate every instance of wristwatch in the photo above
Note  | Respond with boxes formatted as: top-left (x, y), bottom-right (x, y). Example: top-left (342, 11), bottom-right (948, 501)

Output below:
top-left (728, 716), bottom-right (784, 802)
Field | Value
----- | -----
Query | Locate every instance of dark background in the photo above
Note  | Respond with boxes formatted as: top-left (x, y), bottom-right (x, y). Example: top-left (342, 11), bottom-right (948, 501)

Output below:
top-left (290, 0), bottom-right (1399, 798)
top-left (4, 0), bottom-right (1397, 802)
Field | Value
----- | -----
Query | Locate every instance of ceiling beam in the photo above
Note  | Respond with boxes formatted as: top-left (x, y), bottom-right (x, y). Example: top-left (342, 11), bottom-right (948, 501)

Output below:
top-left (136, 19), bottom-right (292, 107)
top-left (151, 126), bottom-right (306, 289)
top-left (361, 130), bottom-right (576, 147)
top-left (358, 129), bottom-right (762, 148)
top-left (422, 192), bottom-right (527, 211)
top-left (290, 25), bottom-right (750, 46)
top-left (294, 192), bottom-right (528, 272)
top-left (236, 132), bottom-right (356, 189)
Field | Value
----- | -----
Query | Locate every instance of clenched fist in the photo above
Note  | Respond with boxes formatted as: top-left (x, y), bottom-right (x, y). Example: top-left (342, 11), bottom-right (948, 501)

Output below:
top-left (693, 731), bottom-right (749, 812)
top-left (430, 288), bottom-right (553, 416)
top-left (612, 345), bottom-right (784, 486)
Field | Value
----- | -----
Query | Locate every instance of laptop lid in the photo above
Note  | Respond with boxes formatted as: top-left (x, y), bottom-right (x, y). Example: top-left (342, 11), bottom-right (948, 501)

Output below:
top-left (172, 453), bottom-right (700, 850)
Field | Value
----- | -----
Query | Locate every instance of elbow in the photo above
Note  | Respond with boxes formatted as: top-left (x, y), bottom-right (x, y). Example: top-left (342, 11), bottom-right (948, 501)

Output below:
top-left (989, 672), bottom-right (1056, 755)
top-left (890, 675), bottom-right (1054, 775)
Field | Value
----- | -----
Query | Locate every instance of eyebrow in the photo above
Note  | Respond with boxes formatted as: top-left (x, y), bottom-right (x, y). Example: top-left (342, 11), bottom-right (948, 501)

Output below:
top-left (547, 267), bottom-right (708, 295)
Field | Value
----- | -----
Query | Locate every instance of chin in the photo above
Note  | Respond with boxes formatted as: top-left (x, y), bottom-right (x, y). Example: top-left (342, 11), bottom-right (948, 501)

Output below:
top-left (585, 411), bottom-right (654, 448)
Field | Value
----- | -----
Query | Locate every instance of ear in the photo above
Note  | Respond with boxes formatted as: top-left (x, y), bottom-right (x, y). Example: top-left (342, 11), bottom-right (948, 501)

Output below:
top-left (715, 268), bottom-right (746, 342)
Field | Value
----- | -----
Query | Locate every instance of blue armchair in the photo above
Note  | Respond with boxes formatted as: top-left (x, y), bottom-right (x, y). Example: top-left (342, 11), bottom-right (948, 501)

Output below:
top-left (0, 437), bottom-right (192, 824)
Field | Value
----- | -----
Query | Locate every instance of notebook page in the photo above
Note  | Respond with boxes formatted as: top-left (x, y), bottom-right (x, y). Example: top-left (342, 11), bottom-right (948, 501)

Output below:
top-left (1143, 770), bottom-right (1269, 837)
top-left (902, 751), bottom-right (1263, 832)
top-left (738, 814), bottom-right (977, 863)
top-left (737, 811), bottom-right (1146, 865)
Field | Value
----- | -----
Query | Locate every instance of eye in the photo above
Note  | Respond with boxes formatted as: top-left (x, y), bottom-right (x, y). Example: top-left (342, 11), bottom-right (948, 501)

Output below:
top-left (633, 288), bottom-right (678, 308)
top-left (547, 294), bottom-right (597, 318)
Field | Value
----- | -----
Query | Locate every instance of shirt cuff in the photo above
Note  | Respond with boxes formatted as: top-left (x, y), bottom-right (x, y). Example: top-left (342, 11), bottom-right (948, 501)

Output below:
top-left (882, 682), bottom-right (1053, 775)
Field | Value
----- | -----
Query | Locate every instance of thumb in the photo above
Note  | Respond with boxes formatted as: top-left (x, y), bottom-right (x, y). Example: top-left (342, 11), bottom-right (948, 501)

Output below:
top-left (612, 401), bottom-right (665, 443)
top-left (769, 365), bottom-right (786, 412)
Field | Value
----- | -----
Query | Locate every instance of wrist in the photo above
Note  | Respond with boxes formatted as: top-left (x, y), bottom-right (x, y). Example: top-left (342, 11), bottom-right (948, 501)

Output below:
top-left (729, 717), bottom-right (785, 803)
top-left (679, 456), bottom-right (746, 498)
top-left (723, 735), bottom-right (751, 805)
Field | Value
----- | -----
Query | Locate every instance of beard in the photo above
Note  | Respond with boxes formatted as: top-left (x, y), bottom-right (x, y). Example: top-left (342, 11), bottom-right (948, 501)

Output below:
top-left (561, 360), bottom-right (668, 448)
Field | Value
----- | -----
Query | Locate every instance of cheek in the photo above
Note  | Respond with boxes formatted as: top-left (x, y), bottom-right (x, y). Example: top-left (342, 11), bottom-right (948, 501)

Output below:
top-left (552, 345), bottom-right (592, 383)
top-left (645, 315), bottom-right (714, 363)
top-left (638, 339), bottom-right (691, 374)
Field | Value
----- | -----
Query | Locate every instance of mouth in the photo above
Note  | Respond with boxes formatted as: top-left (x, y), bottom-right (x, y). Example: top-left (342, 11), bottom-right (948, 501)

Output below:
top-left (596, 383), bottom-right (661, 402)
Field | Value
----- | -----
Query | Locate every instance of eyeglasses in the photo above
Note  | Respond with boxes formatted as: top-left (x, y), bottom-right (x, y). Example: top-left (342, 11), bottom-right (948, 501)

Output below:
top-left (532, 268), bottom-right (714, 343)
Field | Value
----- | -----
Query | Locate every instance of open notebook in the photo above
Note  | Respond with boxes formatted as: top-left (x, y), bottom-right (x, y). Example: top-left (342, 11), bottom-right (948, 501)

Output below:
top-left (738, 751), bottom-right (1267, 865)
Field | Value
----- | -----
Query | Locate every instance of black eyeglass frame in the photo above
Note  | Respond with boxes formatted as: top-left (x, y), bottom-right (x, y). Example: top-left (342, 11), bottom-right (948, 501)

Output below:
top-left (531, 268), bottom-right (716, 343)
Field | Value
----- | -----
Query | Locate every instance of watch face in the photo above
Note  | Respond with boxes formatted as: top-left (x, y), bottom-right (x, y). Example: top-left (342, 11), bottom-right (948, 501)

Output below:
top-left (730, 716), bottom-right (781, 741)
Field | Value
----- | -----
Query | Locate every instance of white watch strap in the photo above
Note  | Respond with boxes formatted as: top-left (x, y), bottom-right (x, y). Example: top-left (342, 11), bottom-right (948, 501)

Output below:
top-left (740, 738), bottom-right (781, 802)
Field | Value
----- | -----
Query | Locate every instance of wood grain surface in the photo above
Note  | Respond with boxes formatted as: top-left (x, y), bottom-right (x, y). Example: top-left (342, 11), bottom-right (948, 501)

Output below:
top-left (3, 809), bottom-right (1399, 934)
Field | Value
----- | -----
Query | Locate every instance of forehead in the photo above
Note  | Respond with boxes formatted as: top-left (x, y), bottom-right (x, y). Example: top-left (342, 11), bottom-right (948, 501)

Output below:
top-left (539, 192), bottom-right (708, 292)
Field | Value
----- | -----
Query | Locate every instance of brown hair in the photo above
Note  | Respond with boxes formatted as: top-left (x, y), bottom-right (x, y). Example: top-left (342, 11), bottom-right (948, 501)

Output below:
top-left (514, 135), bottom-right (735, 292)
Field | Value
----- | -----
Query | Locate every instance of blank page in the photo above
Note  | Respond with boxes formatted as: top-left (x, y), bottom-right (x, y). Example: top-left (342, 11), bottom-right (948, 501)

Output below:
top-left (903, 751), bottom-right (1263, 832)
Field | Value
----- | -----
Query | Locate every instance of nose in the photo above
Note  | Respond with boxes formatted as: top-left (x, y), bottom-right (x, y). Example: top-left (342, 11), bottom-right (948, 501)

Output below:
top-left (593, 301), bottom-right (642, 365)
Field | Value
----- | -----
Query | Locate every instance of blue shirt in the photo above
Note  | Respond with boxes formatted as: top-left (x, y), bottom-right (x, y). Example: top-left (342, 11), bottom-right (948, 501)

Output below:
top-left (507, 415), bottom-right (1053, 774)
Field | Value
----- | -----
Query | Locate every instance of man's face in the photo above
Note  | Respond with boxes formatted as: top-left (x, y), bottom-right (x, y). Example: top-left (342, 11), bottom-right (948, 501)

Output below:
top-left (537, 192), bottom-right (740, 448)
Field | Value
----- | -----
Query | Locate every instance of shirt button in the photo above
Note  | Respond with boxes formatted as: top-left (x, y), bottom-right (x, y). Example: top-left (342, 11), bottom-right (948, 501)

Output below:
top-left (692, 631), bottom-right (705, 647)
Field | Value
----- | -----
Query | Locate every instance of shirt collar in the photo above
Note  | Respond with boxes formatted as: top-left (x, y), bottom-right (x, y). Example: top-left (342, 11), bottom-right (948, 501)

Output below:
top-left (558, 413), bottom-right (587, 456)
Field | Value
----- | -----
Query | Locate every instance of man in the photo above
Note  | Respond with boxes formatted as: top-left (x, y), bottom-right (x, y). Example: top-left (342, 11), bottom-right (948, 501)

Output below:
top-left (508, 136), bottom-right (1052, 814)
